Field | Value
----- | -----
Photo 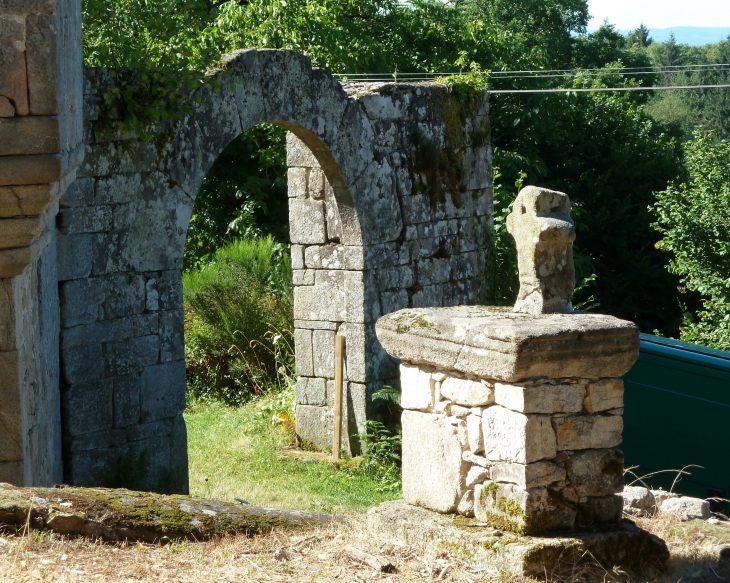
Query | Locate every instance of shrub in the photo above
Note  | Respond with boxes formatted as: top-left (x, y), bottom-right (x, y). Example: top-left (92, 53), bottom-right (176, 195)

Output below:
top-left (184, 236), bottom-right (293, 405)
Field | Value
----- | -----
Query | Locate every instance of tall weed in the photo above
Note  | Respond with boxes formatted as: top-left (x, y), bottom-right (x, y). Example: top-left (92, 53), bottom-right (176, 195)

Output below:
top-left (184, 236), bottom-right (293, 405)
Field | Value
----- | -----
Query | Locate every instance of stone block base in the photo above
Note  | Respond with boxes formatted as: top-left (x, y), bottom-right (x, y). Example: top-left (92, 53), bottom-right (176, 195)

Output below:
top-left (367, 500), bottom-right (668, 579)
top-left (396, 363), bottom-right (628, 533)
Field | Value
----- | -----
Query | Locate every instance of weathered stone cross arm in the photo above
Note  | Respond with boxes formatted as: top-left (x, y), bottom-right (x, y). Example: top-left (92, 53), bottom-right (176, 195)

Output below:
top-left (506, 186), bottom-right (576, 315)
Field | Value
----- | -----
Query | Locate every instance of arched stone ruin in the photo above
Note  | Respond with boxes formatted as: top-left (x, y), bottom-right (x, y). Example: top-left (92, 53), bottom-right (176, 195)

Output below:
top-left (0, 1), bottom-right (492, 492)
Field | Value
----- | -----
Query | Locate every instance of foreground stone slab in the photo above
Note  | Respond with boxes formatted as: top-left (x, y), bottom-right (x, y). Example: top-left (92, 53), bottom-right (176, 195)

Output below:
top-left (367, 500), bottom-right (668, 579)
top-left (376, 306), bottom-right (639, 382)
top-left (0, 483), bottom-right (336, 542)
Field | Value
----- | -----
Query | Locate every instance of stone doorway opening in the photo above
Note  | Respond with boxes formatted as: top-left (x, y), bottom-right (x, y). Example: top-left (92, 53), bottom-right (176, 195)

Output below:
top-left (182, 121), bottom-right (368, 471)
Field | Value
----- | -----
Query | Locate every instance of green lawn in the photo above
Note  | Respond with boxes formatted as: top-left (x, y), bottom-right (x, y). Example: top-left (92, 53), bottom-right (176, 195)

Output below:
top-left (184, 399), bottom-right (401, 514)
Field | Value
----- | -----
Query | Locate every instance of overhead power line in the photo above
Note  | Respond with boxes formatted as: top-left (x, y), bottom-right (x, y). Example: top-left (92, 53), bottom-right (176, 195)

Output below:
top-left (489, 63), bottom-right (730, 76)
top-left (333, 64), bottom-right (730, 93)
top-left (489, 83), bottom-right (730, 94)
top-left (334, 61), bottom-right (730, 93)
top-left (333, 63), bottom-right (730, 84)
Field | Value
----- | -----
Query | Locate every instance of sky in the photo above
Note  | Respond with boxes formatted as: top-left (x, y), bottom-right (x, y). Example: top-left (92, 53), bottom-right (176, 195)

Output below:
top-left (587, 0), bottom-right (730, 30)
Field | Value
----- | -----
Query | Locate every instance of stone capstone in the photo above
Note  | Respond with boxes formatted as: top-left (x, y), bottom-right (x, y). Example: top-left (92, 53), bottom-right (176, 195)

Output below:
top-left (375, 306), bottom-right (640, 383)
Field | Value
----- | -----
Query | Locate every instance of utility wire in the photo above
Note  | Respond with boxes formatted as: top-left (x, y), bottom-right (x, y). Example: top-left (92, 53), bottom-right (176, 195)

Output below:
top-left (489, 67), bottom-right (730, 80)
top-left (333, 63), bottom-right (730, 92)
top-left (490, 63), bottom-right (730, 76)
top-left (334, 63), bottom-right (730, 82)
top-left (489, 84), bottom-right (730, 94)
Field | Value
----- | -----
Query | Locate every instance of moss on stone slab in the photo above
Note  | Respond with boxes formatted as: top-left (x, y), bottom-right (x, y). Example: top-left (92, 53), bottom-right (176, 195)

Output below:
top-left (485, 511), bottom-right (525, 536)
top-left (497, 497), bottom-right (525, 519)
top-left (0, 483), bottom-right (332, 543)
top-left (392, 312), bottom-right (437, 334)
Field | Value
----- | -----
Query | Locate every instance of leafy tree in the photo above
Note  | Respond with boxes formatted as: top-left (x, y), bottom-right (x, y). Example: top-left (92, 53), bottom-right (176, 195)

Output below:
top-left (652, 133), bottom-right (730, 349)
top-left (185, 124), bottom-right (289, 270)
top-left (641, 36), bottom-right (730, 140)
top-left (574, 22), bottom-right (652, 73)
top-left (82, 0), bottom-right (222, 132)
top-left (489, 63), bottom-right (685, 332)
top-left (210, 0), bottom-right (406, 74)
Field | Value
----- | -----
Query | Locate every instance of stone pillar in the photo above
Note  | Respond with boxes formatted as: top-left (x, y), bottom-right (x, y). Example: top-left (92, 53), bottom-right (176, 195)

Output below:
top-left (375, 186), bottom-right (641, 536)
top-left (376, 306), bottom-right (638, 534)
top-left (0, 0), bottom-right (83, 485)
top-left (287, 132), bottom-right (368, 453)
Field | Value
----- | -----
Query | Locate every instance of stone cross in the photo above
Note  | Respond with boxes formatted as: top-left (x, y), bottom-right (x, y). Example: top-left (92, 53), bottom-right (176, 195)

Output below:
top-left (506, 186), bottom-right (576, 314)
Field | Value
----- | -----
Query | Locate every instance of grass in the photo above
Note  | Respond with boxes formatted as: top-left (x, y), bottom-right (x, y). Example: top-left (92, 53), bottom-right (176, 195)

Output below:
top-left (184, 398), bottom-right (401, 514)
top-left (2, 510), bottom-right (729, 582)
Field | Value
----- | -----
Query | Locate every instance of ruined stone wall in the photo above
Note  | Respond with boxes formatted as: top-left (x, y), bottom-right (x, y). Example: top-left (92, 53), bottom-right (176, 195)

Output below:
top-left (0, 0), bottom-right (83, 485)
top-left (0, 3), bottom-right (493, 490)
top-left (54, 68), bottom-right (189, 492)
top-left (53, 50), bottom-right (491, 489)
top-left (292, 82), bottom-right (492, 451)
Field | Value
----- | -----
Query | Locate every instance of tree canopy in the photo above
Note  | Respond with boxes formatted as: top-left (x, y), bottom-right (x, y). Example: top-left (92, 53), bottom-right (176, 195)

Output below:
top-left (652, 133), bottom-right (730, 349)
top-left (83, 0), bottom-right (696, 336)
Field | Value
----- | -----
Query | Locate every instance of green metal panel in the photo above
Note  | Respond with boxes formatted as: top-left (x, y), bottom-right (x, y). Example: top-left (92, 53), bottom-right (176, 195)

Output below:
top-left (623, 333), bottom-right (730, 501)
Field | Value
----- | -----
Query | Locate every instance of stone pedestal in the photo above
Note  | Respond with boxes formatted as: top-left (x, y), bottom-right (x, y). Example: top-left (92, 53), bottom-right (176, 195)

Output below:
top-left (376, 305), bottom-right (640, 536)
top-left (371, 187), bottom-right (669, 576)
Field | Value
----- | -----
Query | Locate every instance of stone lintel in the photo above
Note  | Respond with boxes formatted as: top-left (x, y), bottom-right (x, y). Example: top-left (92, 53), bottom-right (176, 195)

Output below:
top-left (375, 306), bottom-right (639, 382)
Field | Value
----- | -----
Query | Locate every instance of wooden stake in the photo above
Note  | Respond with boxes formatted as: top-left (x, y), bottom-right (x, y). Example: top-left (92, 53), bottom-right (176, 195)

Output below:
top-left (333, 335), bottom-right (345, 461)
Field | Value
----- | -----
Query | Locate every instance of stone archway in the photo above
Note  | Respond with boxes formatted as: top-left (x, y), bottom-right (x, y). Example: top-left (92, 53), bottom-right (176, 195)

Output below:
top-left (1, 22), bottom-right (492, 488)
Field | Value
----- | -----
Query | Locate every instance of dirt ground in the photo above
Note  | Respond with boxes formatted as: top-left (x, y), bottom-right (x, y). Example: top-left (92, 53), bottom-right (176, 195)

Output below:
top-left (1, 512), bottom-right (728, 583)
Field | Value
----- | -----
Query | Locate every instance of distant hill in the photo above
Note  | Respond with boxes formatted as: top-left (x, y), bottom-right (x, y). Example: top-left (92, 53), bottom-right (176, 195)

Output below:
top-left (592, 27), bottom-right (730, 46)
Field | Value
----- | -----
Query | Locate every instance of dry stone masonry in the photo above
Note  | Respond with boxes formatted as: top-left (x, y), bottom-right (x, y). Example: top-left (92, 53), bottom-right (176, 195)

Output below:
top-left (376, 187), bottom-right (641, 536)
top-left (290, 81), bottom-right (491, 452)
top-left (60, 54), bottom-right (490, 488)
top-left (0, 5), bottom-right (492, 492)
top-left (0, 0), bottom-right (84, 486)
